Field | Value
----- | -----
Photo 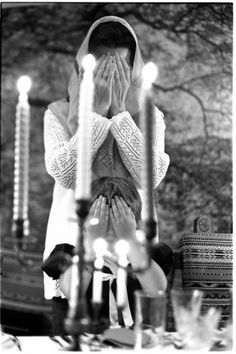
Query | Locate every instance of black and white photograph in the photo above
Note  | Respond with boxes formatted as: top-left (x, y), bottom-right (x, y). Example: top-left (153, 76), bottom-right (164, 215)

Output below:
top-left (0, 1), bottom-right (233, 351)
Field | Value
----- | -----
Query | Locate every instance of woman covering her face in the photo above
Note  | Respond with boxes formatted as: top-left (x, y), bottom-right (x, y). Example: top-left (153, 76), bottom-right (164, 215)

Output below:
top-left (43, 16), bottom-right (170, 313)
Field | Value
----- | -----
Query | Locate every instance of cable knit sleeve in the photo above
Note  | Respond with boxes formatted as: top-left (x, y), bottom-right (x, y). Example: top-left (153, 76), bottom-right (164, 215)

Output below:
top-left (110, 108), bottom-right (170, 189)
top-left (44, 109), bottom-right (111, 189)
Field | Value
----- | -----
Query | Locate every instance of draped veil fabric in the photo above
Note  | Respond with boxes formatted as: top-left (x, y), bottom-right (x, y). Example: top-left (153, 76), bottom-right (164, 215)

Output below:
top-left (48, 16), bottom-right (145, 136)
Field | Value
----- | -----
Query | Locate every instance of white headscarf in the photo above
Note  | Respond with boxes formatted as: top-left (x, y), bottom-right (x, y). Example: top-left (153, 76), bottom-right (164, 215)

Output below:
top-left (48, 16), bottom-right (144, 135)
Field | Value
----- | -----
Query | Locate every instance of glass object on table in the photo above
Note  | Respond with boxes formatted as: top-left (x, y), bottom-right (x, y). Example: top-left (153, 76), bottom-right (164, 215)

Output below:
top-left (134, 290), bottom-right (166, 349)
top-left (1, 327), bottom-right (22, 351)
top-left (171, 288), bottom-right (221, 350)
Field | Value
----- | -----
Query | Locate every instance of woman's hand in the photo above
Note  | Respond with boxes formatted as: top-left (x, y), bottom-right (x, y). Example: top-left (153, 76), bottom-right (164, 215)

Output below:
top-left (93, 54), bottom-right (115, 116)
top-left (110, 53), bottom-right (131, 116)
top-left (109, 196), bottom-right (136, 241)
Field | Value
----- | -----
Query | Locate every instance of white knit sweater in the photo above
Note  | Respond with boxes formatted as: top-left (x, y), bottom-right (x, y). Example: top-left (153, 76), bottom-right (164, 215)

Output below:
top-left (44, 108), bottom-right (169, 190)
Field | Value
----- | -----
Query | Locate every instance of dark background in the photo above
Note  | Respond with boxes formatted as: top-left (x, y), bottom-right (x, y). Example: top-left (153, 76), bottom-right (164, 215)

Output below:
top-left (0, 1), bottom-right (233, 335)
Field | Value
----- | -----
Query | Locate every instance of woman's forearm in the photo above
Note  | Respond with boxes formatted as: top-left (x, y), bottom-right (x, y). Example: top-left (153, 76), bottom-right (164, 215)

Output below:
top-left (44, 110), bottom-right (111, 188)
top-left (110, 110), bottom-right (170, 189)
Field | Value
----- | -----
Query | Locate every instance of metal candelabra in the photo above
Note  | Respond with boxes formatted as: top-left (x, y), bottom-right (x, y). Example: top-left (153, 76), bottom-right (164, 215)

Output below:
top-left (12, 218), bottom-right (42, 269)
top-left (62, 209), bottom-right (157, 351)
top-left (64, 199), bottom-right (91, 351)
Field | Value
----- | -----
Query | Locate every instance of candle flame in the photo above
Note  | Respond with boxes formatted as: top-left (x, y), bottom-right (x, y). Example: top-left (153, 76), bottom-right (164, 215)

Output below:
top-left (17, 76), bottom-right (32, 94)
top-left (115, 239), bottom-right (130, 256)
top-left (82, 54), bottom-right (96, 72)
top-left (72, 255), bottom-right (79, 264)
top-left (94, 257), bottom-right (103, 270)
top-left (142, 62), bottom-right (158, 89)
top-left (93, 237), bottom-right (108, 255)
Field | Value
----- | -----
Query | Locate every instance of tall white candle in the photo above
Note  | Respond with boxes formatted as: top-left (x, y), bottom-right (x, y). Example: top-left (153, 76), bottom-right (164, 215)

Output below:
top-left (92, 238), bottom-right (107, 304)
top-left (68, 255), bottom-right (80, 309)
top-left (13, 76), bottom-right (32, 226)
top-left (93, 258), bottom-right (104, 304)
top-left (140, 63), bottom-right (158, 221)
top-left (75, 54), bottom-right (96, 200)
top-left (115, 240), bottom-right (129, 308)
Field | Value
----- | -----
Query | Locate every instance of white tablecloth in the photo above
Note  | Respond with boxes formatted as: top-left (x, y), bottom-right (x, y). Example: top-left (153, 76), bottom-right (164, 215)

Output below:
top-left (1, 334), bottom-right (177, 353)
top-left (1, 333), bottom-right (232, 352)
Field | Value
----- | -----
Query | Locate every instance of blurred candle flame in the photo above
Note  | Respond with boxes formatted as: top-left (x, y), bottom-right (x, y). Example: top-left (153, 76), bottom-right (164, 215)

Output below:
top-left (17, 76), bottom-right (32, 94)
top-left (13, 75), bottom-right (32, 229)
top-left (92, 237), bottom-right (107, 304)
top-left (141, 62), bottom-right (158, 89)
top-left (115, 239), bottom-right (129, 307)
top-left (140, 62), bottom-right (158, 225)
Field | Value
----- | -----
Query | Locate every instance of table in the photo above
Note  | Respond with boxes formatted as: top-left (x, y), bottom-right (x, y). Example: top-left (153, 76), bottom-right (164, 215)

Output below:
top-left (1, 330), bottom-right (232, 352)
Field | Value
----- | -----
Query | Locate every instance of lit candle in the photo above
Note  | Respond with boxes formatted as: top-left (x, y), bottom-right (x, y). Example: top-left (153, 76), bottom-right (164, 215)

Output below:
top-left (92, 238), bottom-right (107, 304)
top-left (68, 255), bottom-right (80, 309)
top-left (13, 76), bottom-right (32, 230)
top-left (140, 63), bottom-right (158, 221)
top-left (115, 240), bottom-right (129, 308)
top-left (75, 54), bottom-right (96, 200)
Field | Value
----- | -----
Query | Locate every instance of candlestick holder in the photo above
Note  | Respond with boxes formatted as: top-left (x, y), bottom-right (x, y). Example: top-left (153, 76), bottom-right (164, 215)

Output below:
top-left (64, 199), bottom-right (91, 351)
top-left (11, 218), bottom-right (43, 269)
top-left (144, 217), bottom-right (157, 257)
top-left (88, 302), bottom-right (103, 350)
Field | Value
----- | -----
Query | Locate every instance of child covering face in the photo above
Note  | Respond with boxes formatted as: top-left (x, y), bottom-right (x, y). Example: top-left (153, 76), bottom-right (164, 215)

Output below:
top-left (42, 177), bottom-right (173, 334)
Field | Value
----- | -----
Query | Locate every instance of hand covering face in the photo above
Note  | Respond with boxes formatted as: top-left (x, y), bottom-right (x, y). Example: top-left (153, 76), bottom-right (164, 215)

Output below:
top-left (48, 16), bottom-right (144, 136)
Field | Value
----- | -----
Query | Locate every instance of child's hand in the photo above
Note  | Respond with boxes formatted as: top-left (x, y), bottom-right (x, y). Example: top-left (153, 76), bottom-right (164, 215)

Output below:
top-left (85, 196), bottom-right (109, 242)
top-left (109, 196), bottom-right (136, 241)
top-left (93, 54), bottom-right (115, 116)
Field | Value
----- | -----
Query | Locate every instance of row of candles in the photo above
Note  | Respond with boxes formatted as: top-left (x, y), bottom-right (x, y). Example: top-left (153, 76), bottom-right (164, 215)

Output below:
top-left (13, 54), bottom-right (158, 308)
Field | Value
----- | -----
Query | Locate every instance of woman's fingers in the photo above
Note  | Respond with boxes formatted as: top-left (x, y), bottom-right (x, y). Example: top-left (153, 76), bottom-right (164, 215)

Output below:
top-left (129, 207), bottom-right (136, 220)
top-left (112, 75), bottom-right (122, 100)
top-left (96, 54), bottom-right (115, 81)
top-left (94, 53), bottom-right (130, 83)
top-left (95, 54), bottom-right (110, 80)
top-left (93, 54), bottom-right (106, 77)
top-left (120, 56), bottom-right (131, 82)
top-left (107, 63), bottom-right (115, 90)
top-left (114, 63), bottom-right (120, 80)
top-left (102, 55), bottom-right (114, 78)
top-left (115, 53), bottom-right (126, 83)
